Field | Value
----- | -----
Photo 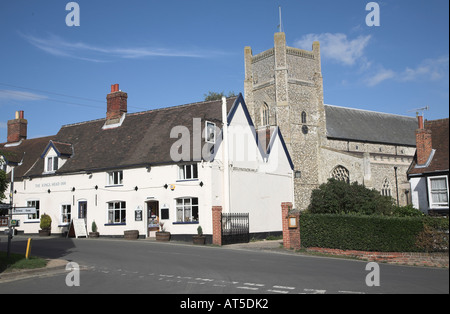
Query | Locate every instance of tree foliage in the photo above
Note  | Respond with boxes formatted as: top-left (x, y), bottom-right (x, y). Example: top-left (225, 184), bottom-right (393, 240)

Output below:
top-left (0, 169), bottom-right (8, 202)
top-left (203, 91), bottom-right (237, 101)
top-left (308, 178), bottom-right (395, 215)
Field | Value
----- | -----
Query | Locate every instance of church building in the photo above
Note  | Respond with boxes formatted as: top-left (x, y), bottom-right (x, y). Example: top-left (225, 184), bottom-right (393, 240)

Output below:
top-left (244, 32), bottom-right (418, 209)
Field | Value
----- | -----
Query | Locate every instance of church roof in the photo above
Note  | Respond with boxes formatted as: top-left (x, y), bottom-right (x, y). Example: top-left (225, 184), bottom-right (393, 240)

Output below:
top-left (324, 105), bottom-right (418, 146)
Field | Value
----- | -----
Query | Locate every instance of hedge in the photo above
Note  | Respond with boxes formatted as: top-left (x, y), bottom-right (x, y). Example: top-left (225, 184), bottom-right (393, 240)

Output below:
top-left (299, 213), bottom-right (428, 252)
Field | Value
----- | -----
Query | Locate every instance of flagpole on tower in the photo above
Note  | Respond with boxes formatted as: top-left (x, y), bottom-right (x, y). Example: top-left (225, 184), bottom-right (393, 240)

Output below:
top-left (278, 6), bottom-right (283, 33)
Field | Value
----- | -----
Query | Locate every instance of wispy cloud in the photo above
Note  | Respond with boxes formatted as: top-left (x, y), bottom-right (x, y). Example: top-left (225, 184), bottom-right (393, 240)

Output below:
top-left (19, 32), bottom-right (211, 62)
top-left (294, 33), bottom-right (371, 66)
top-left (365, 55), bottom-right (449, 86)
top-left (0, 89), bottom-right (47, 101)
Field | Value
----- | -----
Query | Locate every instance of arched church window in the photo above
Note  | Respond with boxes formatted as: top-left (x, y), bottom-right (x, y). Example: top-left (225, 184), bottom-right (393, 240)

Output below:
top-left (262, 103), bottom-right (269, 126)
top-left (381, 178), bottom-right (391, 197)
top-left (301, 111), bottom-right (307, 124)
top-left (331, 165), bottom-right (350, 183)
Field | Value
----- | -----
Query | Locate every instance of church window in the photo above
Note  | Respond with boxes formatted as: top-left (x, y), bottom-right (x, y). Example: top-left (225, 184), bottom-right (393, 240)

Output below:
top-left (331, 165), bottom-right (350, 183)
top-left (301, 111), bottom-right (307, 124)
top-left (262, 103), bottom-right (269, 126)
top-left (381, 178), bottom-right (391, 197)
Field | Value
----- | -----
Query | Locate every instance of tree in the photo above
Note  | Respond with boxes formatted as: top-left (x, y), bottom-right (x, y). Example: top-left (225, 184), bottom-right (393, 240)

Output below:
top-left (204, 91), bottom-right (237, 101)
top-left (0, 169), bottom-right (8, 204)
top-left (307, 178), bottom-right (395, 215)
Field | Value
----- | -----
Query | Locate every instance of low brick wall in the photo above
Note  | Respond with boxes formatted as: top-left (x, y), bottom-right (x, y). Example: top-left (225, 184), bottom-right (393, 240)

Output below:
top-left (306, 247), bottom-right (449, 268)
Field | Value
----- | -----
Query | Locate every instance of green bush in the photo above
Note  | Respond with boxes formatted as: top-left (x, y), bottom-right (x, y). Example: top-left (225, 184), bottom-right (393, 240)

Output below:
top-left (308, 179), bottom-right (394, 215)
top-left (40, 214), bottom-right (52, 230)
top-left (300, 213), bottom-right (425, 252)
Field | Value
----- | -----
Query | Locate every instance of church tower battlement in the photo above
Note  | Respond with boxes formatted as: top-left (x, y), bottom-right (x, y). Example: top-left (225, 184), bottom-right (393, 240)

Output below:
top-left (244, 32), bottom-right (326, 209)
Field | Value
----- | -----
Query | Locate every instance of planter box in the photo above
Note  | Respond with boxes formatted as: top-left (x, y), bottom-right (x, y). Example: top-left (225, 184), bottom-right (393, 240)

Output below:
top-left (89, 232), bottom-right (100, 238)
top-left (156, 231), bottom-right (171, 241)
top-left (39, 229), bottom-right (51, 237)
top-left (193, 236), bottom-right (206, 245)
top-left (124, 230), bottom-right (139, 240)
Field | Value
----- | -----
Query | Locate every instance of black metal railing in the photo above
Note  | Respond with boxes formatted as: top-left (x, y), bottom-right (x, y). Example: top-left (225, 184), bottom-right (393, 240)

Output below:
top-left (221, 213), bottom-right (249, 245)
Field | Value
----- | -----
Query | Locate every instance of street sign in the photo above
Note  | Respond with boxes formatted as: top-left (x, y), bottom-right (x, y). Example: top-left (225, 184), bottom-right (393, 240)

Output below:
top-left (0, 204), bottom-right (12, 210)
top-left (12, 207), bottom-right (36, 215)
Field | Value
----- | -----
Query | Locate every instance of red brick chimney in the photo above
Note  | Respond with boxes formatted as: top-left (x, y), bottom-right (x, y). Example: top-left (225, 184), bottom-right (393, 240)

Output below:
top-left (106, 84), bottom-right (127, 121)
top-left (415, 115), bottom-right (433, 165)
top-left (7, 110), bottom-right (27, 143)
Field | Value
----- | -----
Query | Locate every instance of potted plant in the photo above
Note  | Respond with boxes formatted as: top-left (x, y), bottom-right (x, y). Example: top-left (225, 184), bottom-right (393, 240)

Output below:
top-left (39, 213), bottom-right (52, 236)
top-left (155, 222), bottom-right (170, 241)
top-left (89, 220), bottom-right (99, 238)
top-left (192, 225), bottom-right (206, 245)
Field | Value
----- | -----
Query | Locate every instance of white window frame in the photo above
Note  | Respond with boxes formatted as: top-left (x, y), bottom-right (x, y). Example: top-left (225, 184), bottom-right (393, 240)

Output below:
top-left (107, 201), bottom-right (126, 224)
top-left (27, 200), bottom-right (40, 220)
top-left (107, 170), bottom-right (123, 186)
top-left (205, 121), bottom-right (216, 144)
top-left (427, 175), bottom-right (449, 209)
top-left (45, 156), bottom-right (59, 173)
top-left (175, 197), bottom-right (199, 223)
top-left (61, 204), bottom-right (72, 225)
top-left (178, 164), bottom-right (198, 180)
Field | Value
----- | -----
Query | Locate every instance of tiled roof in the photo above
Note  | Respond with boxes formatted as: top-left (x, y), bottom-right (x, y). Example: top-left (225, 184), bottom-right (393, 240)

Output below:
top-left (0, 135), bottom-right (56, 180)
top-left (408, 118), bottom-right (449, 176)
top-left (24, 97), bottom-right (237, 177)
top-left (325, 105), bottom-right (418, 146)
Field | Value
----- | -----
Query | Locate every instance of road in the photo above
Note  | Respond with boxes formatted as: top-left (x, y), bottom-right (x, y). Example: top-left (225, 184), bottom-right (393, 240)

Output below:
top-left (0, 236), bottom-right (448, 297)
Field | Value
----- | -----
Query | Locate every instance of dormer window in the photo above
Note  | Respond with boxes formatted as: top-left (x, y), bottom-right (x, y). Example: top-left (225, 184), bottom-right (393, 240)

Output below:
top-left (205, 121), bottom-right (216, 144)
top-left (46, 156), bottom-right (59, 173)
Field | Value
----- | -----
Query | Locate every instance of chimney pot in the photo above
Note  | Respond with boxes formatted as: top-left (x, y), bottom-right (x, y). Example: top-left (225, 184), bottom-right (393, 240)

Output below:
top-left (7, 111), bottom-right (28, 143)
top-left (418, 115), bottom-right (424, 129)
top-left (106, 84), bottom-right (127, 121)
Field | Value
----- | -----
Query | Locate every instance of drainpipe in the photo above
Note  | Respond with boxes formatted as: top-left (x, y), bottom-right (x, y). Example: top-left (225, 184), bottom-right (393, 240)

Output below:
top-left (222, 97), bottom-right (230, 213)
top-left (394, 166), bottom-right (399, 206)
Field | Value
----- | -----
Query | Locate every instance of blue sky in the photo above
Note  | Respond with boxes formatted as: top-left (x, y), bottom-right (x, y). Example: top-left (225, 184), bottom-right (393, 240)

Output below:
top-left (0, 0), bottom-right (448, 142)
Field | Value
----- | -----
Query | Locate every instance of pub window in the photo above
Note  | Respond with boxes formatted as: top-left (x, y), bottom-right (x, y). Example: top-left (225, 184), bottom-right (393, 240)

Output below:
top-left (107, 201), bottom-right (126, 224)
top-left (61, 204), bottom-right (71, 224)
top-left (179, 164), bottom-right (198, 180)
top-left (176, 197), bottom-right (199, 223)
top-left (46, 156), bottom-right (59, 172)
top-left (107, 170), bottom-right (123, 186)
top-left (27, 200), bottom-right (40, 220)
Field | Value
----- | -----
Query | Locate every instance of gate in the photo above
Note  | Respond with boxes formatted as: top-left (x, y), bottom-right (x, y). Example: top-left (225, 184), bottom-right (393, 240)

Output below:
top-left (221, 213), bottom-right (249, 245)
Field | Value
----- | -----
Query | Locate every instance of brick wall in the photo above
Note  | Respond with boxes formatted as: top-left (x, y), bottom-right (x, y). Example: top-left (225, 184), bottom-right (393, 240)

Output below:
top-left (306, 247), bottom-right (448, 268)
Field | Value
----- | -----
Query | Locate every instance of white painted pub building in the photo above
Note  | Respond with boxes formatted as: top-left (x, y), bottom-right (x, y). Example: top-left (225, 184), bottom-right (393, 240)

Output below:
top-left (1, 85), bottom-right (294, 241)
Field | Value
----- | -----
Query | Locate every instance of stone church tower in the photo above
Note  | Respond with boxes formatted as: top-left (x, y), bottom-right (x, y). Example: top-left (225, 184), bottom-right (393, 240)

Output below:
top-left (245, 32), bottom-right (417, 209)
top-left (244, 32), bottom-right (326, 209)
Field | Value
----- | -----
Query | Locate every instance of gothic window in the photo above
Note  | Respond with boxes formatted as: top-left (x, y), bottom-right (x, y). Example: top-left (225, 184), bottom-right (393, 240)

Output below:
top-left (262, 103), bottom-right (269, 126)
top-left (381, 178), bottom-right (392, 197)
top-left (331, 165), bottom-right (350, 183)
top-left (301, 111), bottom-right (307, 124)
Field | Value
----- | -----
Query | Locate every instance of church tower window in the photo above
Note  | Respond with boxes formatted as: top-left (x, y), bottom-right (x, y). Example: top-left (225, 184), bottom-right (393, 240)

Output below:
top-left (262, 103), bottom-right (270, 126)
top-left (301, 111), bottom-right (307, 124)
top-left (331, 165), bottom-right (350, 183)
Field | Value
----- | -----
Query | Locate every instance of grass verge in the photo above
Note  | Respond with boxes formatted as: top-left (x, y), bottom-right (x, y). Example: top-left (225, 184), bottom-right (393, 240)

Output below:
top-left (0, 251), bottom-right (47, 273)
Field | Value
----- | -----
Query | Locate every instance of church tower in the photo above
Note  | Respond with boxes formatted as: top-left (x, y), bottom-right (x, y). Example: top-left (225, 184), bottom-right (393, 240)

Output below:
top-left (244, 32), bottom-right (326, 209)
